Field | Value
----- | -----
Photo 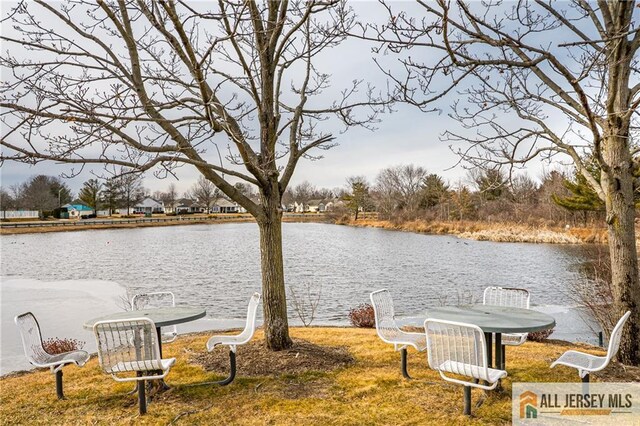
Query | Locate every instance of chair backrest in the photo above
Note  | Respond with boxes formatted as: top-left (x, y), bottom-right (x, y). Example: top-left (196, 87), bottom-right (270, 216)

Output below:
top-left (14, 312), bottom-right (50, 366)
top-left (93, 318), bottom-right (161, 374)
top-left (236, 293), bottom-right (261, 342)
top-left (606, 311), bottom-right (631, 362)
top-left (483, 286), bottom-right (530, 309)
top-left (131, 291), bottom-right (175, 310)
top-left (424, 318), bottom-right (488, 379)
top-left (370, 289), bottom-right (403, 343)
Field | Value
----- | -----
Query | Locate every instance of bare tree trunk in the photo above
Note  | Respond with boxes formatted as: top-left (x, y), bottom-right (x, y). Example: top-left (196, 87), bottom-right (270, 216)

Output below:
top-left (603, 137), bottom-right (640, 364)
top-left (257, 193), bottom-right (292, 351)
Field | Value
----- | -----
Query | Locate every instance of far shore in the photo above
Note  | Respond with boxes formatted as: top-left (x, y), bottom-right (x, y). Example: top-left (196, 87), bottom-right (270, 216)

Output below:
top-left (0, 212), bottom-right (622, 246)
top-left (335, 217), bottom-right (615, 245)
top-left (0, 213), bottom-right (330, 235)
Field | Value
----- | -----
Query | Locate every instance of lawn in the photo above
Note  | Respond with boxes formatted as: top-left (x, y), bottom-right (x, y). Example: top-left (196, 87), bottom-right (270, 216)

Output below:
top-left (0, 327), bottom-right (625, 425)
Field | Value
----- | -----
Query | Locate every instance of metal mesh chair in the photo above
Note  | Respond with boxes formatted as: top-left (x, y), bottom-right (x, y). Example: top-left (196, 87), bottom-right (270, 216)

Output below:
top-left (14, 312), bottom-right (89, 400)
top-left (370, 289), bottom-right (427, 379)
top-left (93, 318), bottom-right (176, 415)
top-left (205, 292), bottom-right (261, 385)
top-left (425, 318), bottom-right (507, 415)
top-left (551, 311), bottom-right (631, 382)
top-left (483, 286), bottom-right (531, 367)
top-left (131, 292), bottom-right (178, 343)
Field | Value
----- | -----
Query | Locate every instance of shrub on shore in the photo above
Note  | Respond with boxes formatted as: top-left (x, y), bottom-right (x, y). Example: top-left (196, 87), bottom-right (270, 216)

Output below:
top-left (348, 304), bottom-right (375, 328)
top-left (42, 337), bottom-right (85, 355)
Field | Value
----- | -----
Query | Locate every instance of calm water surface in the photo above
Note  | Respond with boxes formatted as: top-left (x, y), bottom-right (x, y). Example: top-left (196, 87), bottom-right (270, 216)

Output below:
top-left (1, 222), bottom-right (593, 320)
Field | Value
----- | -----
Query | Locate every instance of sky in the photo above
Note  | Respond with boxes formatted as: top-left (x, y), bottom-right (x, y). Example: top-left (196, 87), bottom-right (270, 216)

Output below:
top-left (0, 1), bottom-right (583, 197)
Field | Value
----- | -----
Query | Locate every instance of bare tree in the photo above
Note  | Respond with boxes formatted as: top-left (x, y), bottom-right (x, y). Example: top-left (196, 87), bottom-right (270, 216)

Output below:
top-left (0, 1), bottom-right (388, 350)
top-left (289, 282), bottom-right (322, 327)
top-left (160, 182), bottom-right (179, 213)
top-left (291, 181), bottom-right (317, 206)
top-left (120, 173), bottom-right (145, 214)
top-left (368, 0), bottom-right (640, 364)
top-left (375, 164), bottom-right (428, 215)
top-left (189, 175), bottom-right (221, 213)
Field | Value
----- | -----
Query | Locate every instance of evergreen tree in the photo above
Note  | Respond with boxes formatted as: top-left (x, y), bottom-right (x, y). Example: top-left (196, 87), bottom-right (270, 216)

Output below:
top-left (421, 174), bottom-right (450, 208)
top-left (78, 179), bottom-right (102, 210)
top-left (552, 171), bottom-right (604, 212)
top-left (343, 176), bottom-right (372, 220)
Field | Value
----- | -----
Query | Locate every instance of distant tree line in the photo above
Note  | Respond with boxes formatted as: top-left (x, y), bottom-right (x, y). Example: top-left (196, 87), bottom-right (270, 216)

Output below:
top-left (336, 164), bottom-right (639, 226)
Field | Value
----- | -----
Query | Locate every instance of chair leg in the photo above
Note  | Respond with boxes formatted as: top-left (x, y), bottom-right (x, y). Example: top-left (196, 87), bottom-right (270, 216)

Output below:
top-left (138, 379), bottom-right (147, 415)
top-left (502, 344), bottom-right (506, 370)
top-left (186, 349), bottom-right (237, 387)
top-left (463, 385), bottom-right (471, 416)
top-left (401, 348), bottom-right (411, 380)
top-left (55, 370), bottom-right (65, 400)
top-left (582, 374), bottom-right (590, 383)
top-left (210, 350), bottom-right (237, 386)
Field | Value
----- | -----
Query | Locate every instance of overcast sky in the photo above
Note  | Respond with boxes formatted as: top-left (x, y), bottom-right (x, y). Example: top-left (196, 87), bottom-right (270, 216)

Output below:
top-left (0, 1), bottom-right (568, 197)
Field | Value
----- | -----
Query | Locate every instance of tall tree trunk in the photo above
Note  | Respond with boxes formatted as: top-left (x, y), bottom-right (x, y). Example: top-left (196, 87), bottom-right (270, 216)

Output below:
top-left (257, 193), bottom-right (292, 351)
top-left (602, 137), bottom-right (640, 365)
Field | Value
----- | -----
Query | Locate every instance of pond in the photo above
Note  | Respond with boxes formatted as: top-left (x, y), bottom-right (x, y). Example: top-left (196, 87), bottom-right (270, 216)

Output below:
top-left (0, 222), bottom-right (600, 374)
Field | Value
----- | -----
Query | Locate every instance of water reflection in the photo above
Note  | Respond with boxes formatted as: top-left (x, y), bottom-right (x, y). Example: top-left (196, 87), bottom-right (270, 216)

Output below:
top-left (1, 222), bottom-right (599, 322)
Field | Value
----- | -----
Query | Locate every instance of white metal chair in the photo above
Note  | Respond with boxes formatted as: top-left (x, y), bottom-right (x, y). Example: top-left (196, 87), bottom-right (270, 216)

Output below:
top-left (132, 292), bottom-right (178, 343)
top-left (551, 311), bottom-right (631, 383)
top-left (370, 289), bottom-right (427, 379)
top-left (93, 318), bottom-right (176, 415)
top-left (14, 312), bottom-right (90, 400)
top-left (205, 292), bottom-right (261, 385)
top-left (483, 286), bottom-right (531, 367)
top-left (425, 318), bottom-right (507, 416)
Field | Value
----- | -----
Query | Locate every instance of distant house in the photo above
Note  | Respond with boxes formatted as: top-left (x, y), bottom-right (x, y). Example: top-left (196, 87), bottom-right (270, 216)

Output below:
top-left (175, 198), bottom-right (206, 214)
top-left (307, 199), bottom-right (326, 213)
top-left (293, 201), bottom-right (307, 213)
top-left (62, 203), bottom-right (94, 219)
top-left (210, 199), bottom-right (239, 214)
top-left (135, 197), bottom-right (165, 214)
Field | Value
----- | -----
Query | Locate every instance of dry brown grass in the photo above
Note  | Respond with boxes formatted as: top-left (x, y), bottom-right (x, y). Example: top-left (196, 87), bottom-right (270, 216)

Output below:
top-left (336, 218), bottom-right (617, 245)
top-left (1, 327), bottom-right (629, 425)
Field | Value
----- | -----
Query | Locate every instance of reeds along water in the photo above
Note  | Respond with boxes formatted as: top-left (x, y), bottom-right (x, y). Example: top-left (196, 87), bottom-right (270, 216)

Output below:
top-left (336, 218), bottom-right (613, 245)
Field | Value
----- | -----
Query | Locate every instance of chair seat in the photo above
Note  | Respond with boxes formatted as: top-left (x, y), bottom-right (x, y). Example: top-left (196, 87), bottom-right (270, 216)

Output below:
top-left (501, 332), bottom-right (527, 346)
top-left (207, 335), bottom-right (247, 351)
top-left (438, 360), bottom-right (507, 384)
top-left (36, 350), bottom-right (90, 369)
top-left (108, 358), bottom-right (176, 374)
top-left (551, 350), bottom-right (607, 373)
top-left (397, 330), bottom-right (427, 351)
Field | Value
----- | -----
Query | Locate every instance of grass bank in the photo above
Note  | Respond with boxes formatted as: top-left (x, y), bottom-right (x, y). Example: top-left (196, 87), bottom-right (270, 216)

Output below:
top-left (335, 218), bottom-right (611, 245)
top-left (1, 327), bottom-right (634, 425)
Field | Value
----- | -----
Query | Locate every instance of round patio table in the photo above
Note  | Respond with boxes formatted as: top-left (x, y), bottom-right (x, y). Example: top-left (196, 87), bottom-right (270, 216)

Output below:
top-left (84, 307), bottom-right (206, 394)
top-left (84, 306), bottom-right (206, 357)
top-left (402, 305), bottom-right (555, 370)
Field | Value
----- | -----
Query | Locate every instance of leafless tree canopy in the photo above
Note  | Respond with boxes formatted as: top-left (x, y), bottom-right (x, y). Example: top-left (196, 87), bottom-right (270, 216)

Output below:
top-left (358, 0), bottom-right (640, 195)
top-left (0, 0), bottom-right (389, 218)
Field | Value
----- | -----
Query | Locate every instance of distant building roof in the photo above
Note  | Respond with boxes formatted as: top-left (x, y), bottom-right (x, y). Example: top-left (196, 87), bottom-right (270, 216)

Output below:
top-left (63, 203), bottom-right (93, 211)
top-left (213, 199), bottom-right (236, 208)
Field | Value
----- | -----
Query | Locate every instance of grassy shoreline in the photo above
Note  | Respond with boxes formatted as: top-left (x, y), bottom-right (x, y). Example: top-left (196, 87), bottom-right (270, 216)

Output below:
top-left (2, 327), bottom-right (635, 425)
top-left (1, 214), bottom-right (629, 247)
top-left (335, 218), bottom-right (611, 245)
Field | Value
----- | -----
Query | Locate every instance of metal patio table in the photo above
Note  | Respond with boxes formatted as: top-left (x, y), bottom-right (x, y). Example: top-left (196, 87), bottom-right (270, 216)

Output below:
top-left (402, 305), bottom-right (555, 370)
top-left (84, 306), bottom-right (206, 393)
top-left (84, 306), bottom-right (206, 357)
